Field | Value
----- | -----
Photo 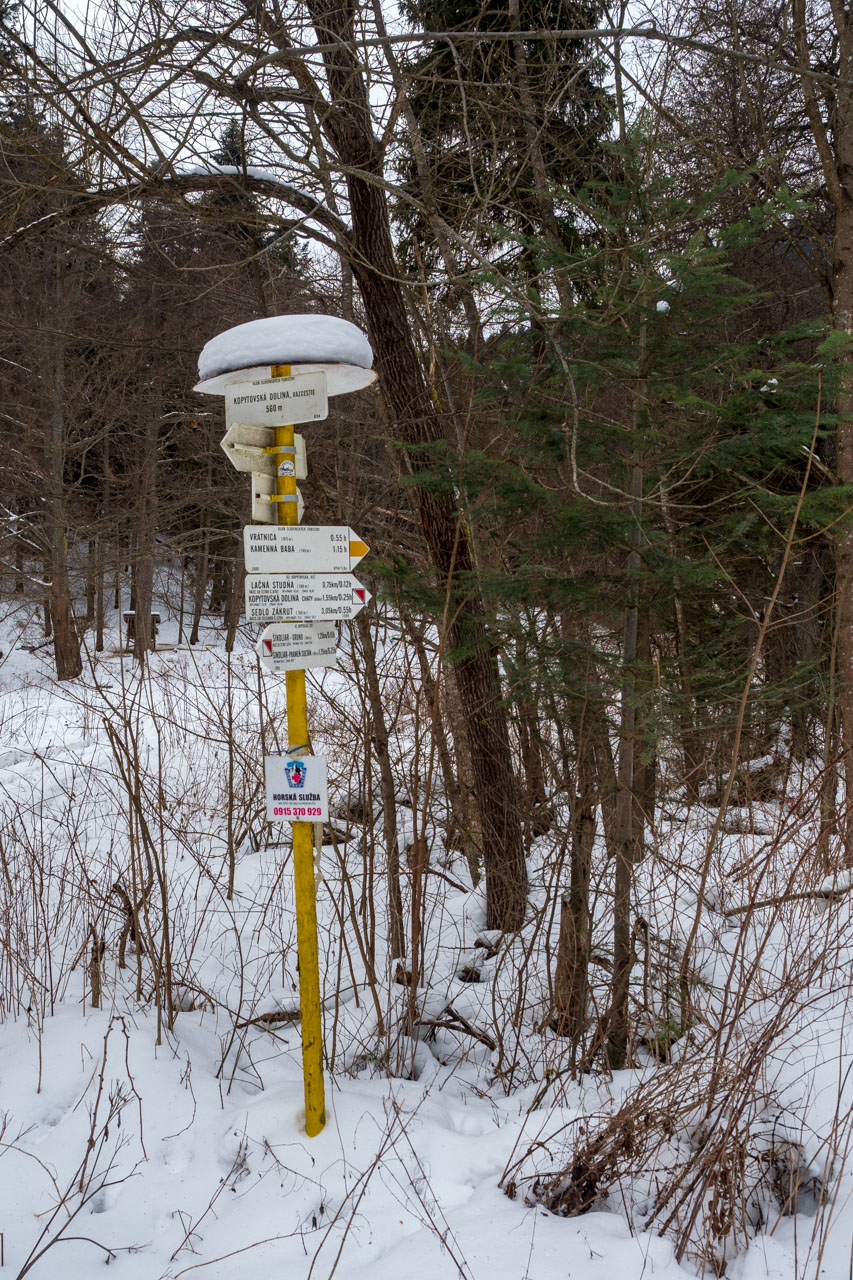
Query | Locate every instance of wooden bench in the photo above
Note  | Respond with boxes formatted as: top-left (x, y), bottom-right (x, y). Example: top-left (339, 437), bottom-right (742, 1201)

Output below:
top-left (122, 611), bottom-right (162, 650)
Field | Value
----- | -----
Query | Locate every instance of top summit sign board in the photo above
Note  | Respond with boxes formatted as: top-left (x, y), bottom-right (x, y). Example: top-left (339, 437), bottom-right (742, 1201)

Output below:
top-left (225, 371), bottom-right (328, 427)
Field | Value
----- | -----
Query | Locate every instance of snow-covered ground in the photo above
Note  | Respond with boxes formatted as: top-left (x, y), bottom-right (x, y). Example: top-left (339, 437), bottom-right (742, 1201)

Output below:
top-left (1, 591), bottom-right (852, 1279)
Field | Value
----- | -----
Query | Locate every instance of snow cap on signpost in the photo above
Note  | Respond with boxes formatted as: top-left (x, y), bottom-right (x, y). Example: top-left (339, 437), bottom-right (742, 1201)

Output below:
top-left (194, 313), bottom-right (375, 396)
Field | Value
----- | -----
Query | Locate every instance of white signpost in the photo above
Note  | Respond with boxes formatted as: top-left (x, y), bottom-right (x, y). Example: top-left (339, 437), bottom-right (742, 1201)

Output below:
top-left (244, 525), bottom-right (369, 574)
top-left (245, 573), bottom-right (371, 622)
top-left (225, 372), bottom-right (328, 427)
top-left (265, 754), bottom-right (329, 821)
top-left (255, 622), bottom-right (338, 672)
top-left (221, 425), bottom-right (307, 478)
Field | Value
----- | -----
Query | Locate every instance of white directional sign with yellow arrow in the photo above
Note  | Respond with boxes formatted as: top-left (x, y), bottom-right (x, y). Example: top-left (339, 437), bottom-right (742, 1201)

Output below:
top-left (243, 525), bottom-right (369, 574)
top-left (245, 574), bottom-right (370, 622)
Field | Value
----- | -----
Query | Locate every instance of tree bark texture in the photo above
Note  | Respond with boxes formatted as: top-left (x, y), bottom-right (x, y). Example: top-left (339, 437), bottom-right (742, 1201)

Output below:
top-left (607, 581), bottom-right (639, 1069)
top-left (131, 395), bottom-right (160, 666)
top-left (189, 533), bottom-right (209, 647)
top-left (795, 0), bottom-right (853, 859)
top-left (554, 729), bottom-right (595, 1054)
top-left (45, 312), bottom-right (82, 682)
top-left (833, 198), bottom-right (853, 860)
top-left (607, 381), bottom-right (646, 1068)
top-left (632, 606), bottom-right (655, 848)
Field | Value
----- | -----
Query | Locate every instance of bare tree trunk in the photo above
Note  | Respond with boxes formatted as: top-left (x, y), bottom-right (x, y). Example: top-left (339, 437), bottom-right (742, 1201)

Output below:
top-left (554, 725), bottom-right (595, 1054)
top-left (132, 399), bottom-right (160, 665)
top-left (306, 0), bottom-right (528, 930)
top-left (189, 534), bottom-right (209, 647)
top-left (819, 697), bottom-right (839, 867)
top-left (675, 624), bottom-right (704, 803)
top-left (608, 330), bottom-right (647, 1069)
top-left (607, 568), bottom-right (640, 1069)
top-left (14, 519), bottom-right (24, 593)
top-left (818, 610), bottom-right (840, 867)
top-left (45, 319), bottom-right (82, 682)
top-left (561, 613), bottom-right (619, 857)
top-left (95, 533), bottom-right (105, 652)
top-left (512, 627), bottom-right (550, 841)
top-left (517, 705), bottom-right (549, 834)
top-left (662, 489), bottom-right (705, 802)
top-left (224, 554), bottom-right (244, 653)
top-left (793, 0), bottom-right (853, 860)
top-left (632, 607), bottom-right (655, 851)
top-left (209, 554), bottom-right (231, 616)
top-left (405, 618), bottom-right (482, 887)
top-left (97, 431), bottom-right (111, 653)
top-left (178, 556), bottom-right (186, 645)
top-left (189, 449), bottom-right (212, 646)
top-left (833, 203), bottom-right (853, 860)
top-left (355, 608), bottom-right (404, 962)
top-left (85, 537), bottom-right (96, 623)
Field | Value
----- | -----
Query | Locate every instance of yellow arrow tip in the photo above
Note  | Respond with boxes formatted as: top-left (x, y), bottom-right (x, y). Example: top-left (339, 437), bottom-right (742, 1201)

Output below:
top-left (349, 540), bottom-right (368, 557)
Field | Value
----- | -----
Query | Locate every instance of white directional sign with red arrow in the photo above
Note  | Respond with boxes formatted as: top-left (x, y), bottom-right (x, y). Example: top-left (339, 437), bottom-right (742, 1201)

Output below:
top-left (245, 574), bottom-right (371, 622)
top-left (255, 622), bottom-right (338, 672)
top-left (243, 525), bottom-right (369, 574)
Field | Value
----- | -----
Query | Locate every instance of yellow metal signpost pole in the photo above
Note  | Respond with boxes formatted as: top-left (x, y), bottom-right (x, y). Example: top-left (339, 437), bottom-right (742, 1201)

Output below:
top-left (271, 363), bottom-right (326, 1136)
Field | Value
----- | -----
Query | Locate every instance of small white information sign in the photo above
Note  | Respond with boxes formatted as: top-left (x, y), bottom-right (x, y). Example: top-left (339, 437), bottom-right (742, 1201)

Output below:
top-left (244, 525), bottom-right (369, 574)
top-left (225, 372), bottom-right (328, 427)
top-left (265, 754), bottom-right (328, 821)
top-left (255, 622), bottom-right (338, 672)
top-left (245, 573), bottom-right (371, 622)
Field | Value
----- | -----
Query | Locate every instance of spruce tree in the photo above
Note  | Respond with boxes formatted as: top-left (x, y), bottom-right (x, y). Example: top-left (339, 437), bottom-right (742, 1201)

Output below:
top-left (397, 0), bottom-right (613, 309)
top-left (431, 149), bottom-right (838, 1062)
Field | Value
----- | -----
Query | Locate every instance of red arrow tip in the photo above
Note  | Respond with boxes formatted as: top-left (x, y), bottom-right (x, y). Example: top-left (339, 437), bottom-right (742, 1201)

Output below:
top-left (355, 588), bottom-right (366, 602)
top-left (264, 639), bottom-right (273, 654)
